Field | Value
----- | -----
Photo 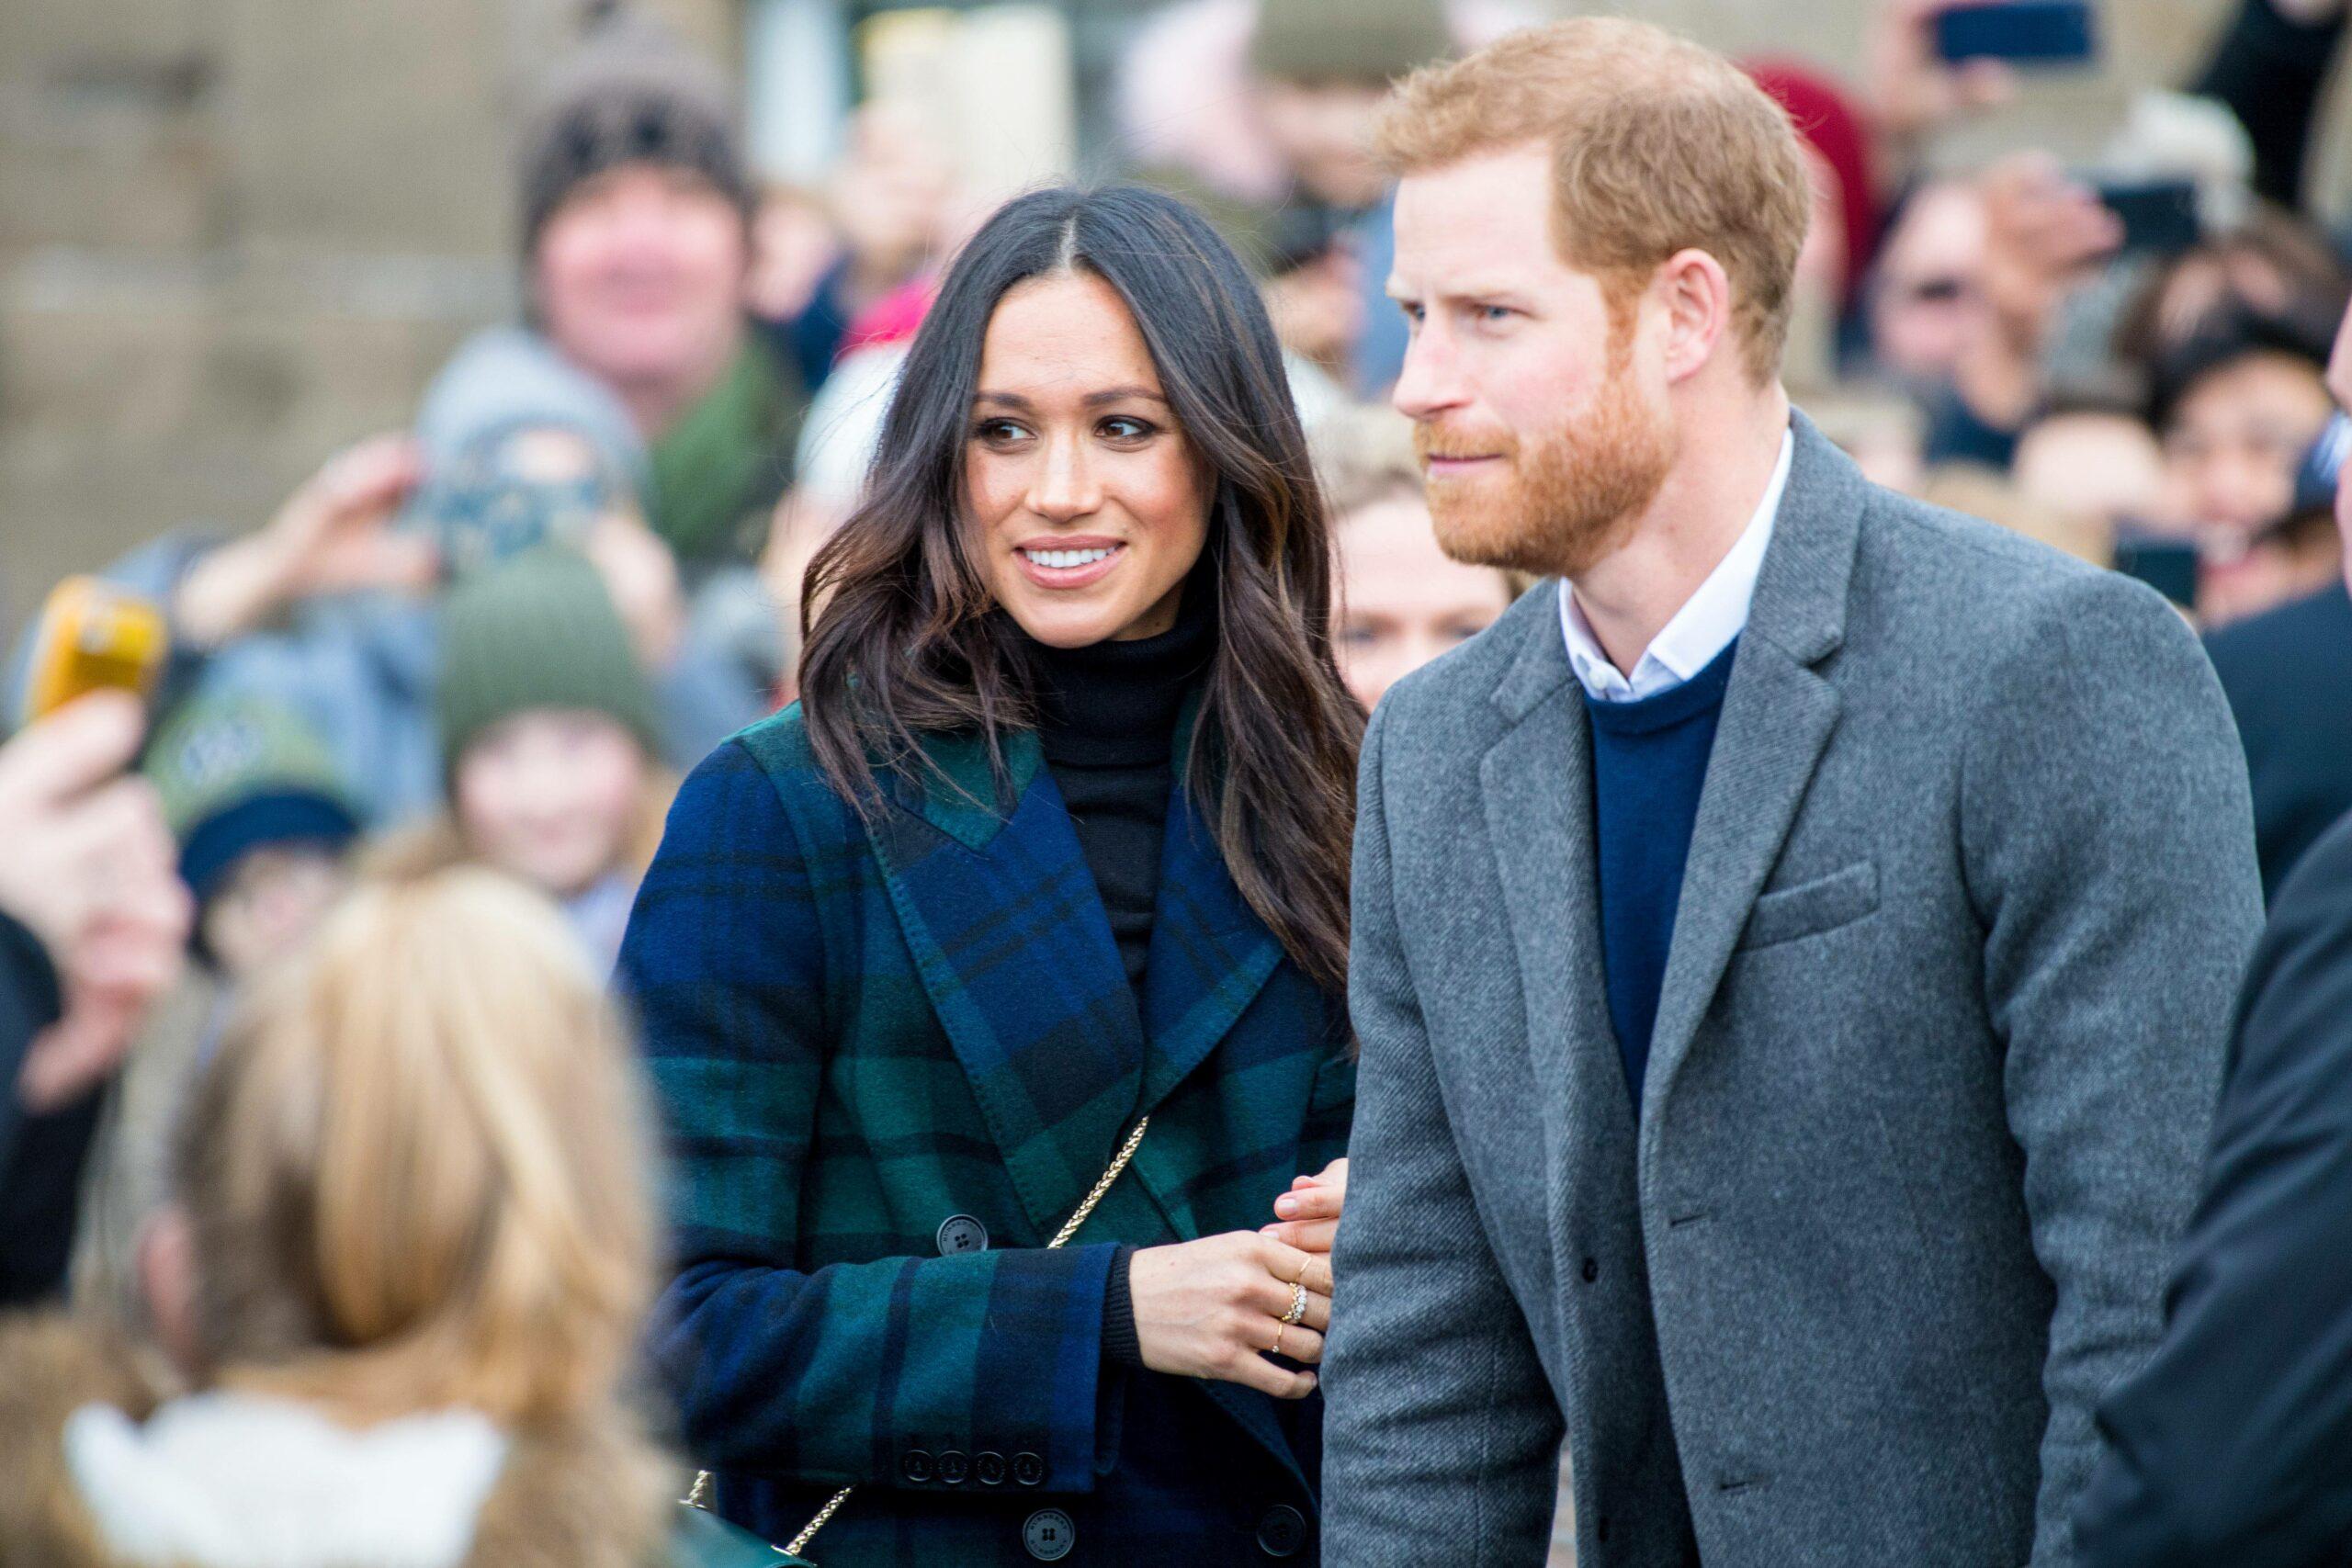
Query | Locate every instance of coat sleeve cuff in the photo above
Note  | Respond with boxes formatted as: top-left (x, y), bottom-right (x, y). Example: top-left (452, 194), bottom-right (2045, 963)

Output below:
top-left (1101, 1246), bottom-right (1144, 1368)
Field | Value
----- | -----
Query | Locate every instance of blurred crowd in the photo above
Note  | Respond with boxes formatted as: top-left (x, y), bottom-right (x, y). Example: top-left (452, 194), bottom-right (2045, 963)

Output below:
top-left (0, 0), bottom-right (2348, 1558)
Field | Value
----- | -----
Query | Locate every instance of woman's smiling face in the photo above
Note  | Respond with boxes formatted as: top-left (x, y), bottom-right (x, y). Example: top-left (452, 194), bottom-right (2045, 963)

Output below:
top-left (965, 270), bottom-right (1213, 648)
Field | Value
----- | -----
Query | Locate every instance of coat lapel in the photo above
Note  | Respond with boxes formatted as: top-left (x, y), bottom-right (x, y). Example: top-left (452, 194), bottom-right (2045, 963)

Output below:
top-left (869, 728), bottom-right (1148, 1243)
top-left (1639, 413), bottom-right (1862, 1135)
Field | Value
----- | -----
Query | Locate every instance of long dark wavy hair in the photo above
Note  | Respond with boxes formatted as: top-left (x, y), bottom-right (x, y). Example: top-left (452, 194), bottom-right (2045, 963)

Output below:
top-left (798, 185), bottom-right (1363, 993)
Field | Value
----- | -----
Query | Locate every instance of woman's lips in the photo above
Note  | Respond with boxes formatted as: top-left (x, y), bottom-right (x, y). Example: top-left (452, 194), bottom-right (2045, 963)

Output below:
top-left (1014, 540), bottom-right (1126, 590)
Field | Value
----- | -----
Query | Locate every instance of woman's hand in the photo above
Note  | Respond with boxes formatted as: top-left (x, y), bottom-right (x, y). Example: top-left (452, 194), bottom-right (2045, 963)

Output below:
top-left (1261, 1157), bottom-right (1347, 1296)
top-left (1127, 1231), bottom-right (1329, 1399)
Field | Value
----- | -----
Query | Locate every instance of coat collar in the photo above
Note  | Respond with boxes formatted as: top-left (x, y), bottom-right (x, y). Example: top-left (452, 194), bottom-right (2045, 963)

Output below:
top-left (1483, 410), bottom-right (1861, 1138)
top-left (872, 695), bottom-right (1283, 1242)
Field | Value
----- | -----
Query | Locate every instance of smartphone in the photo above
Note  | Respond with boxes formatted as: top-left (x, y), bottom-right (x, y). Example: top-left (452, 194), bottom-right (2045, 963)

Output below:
top-left (2110, 537), bottom-right (2199, 609)
top-left (1932, 1), bottom-right (2098, 65)
top-left (2098, 179), bottom-right (2199, 255)
top-left (24, 576), bottom-right (170, 721)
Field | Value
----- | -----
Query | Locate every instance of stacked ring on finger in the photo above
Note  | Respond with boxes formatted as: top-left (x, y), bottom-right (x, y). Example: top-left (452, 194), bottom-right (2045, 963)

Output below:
top-left (1280, 1280), bottom-right (1308, 1326)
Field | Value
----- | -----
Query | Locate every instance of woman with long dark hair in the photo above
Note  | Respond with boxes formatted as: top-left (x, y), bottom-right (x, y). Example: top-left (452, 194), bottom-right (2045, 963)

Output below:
top-left (619, 184), bottom-right (1362, 1564)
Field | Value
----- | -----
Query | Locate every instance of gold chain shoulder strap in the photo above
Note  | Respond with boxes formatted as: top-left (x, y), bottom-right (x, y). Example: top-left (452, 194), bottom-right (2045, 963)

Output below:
top-left (684, 1115), bottom-right (1151, 1561)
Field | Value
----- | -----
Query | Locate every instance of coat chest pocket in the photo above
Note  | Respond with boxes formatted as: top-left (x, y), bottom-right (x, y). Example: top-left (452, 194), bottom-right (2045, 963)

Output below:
top-left (1736, 860), bottom-right (1879, 952)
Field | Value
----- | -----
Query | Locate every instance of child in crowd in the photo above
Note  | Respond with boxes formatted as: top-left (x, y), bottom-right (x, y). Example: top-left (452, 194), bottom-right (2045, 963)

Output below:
top-left (369, 547), bottom-right (673, 974)
top-left (1319, 404), bottom-right (1521, 711)
top-left (2150, 308), bottom-right (2341, 623)
top-left (72, 693), bottom-right (360, 1312)
top-left (0, 866), bottom-right (762, 1566)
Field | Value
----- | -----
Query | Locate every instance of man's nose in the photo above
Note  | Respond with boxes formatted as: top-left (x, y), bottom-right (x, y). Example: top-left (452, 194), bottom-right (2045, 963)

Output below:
top-left (1393, 324), bottom-right (1465, 424)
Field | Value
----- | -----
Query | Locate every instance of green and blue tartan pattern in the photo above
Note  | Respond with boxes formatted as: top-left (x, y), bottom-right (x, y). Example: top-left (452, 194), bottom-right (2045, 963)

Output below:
top-left (617, 703), bottom-right (1353, 1563)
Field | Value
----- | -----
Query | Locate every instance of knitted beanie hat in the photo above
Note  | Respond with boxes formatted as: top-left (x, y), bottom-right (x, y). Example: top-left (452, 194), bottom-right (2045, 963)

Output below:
top-left (408, 327), bottom-right (649, 580)
top-left (515, 8), bottom-right (753, 259)
top-left (144, 694), bottom-right (360, 905)
top-left (435, 546), bottom-right (662, 767)
top-left (1249, 0), bottom-right (1453, 86)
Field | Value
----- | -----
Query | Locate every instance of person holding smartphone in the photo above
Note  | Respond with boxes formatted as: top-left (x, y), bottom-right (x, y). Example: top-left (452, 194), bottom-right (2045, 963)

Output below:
top-left (0, 693), bottom-right (190, 1305)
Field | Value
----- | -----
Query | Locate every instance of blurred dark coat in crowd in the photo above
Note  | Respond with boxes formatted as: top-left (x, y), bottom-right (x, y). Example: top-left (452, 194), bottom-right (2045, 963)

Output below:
top-left (0, 912), bottom-right (106, 1309)
top-left (2208, 582), bottom-right (2352, 899)
top-left (0, 1314), bottom-right (786, 1566)
top-left (2074, 807), bottom-right (2352, 1567)
top-left (2195, 0), bottom-right (2347, 211)
top-left (1321, 417), bottom-right (2261, 1565)
top-left (618, 705), bottom-right (1354, 1565)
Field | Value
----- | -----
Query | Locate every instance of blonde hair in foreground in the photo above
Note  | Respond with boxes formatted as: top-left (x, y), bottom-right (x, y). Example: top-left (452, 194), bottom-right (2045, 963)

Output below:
top-left (171, 865), bottom-right (656, 1428)
top-left (1374, 17), bottom-right (1813, 382)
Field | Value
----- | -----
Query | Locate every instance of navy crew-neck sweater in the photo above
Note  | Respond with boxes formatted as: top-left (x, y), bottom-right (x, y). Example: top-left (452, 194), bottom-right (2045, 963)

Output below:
top-left (1584, 637), bottom-right (1739, 1111)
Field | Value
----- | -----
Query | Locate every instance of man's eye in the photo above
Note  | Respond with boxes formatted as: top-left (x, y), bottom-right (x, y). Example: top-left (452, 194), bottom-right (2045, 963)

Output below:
top-left (1476, 305), bottom-right (1514, 323)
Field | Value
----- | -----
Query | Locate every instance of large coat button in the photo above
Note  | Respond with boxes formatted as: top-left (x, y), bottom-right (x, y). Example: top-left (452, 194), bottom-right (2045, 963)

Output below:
top-left (1257, 1504), bottom-right (1308, 1558)
top-left (1023, 1508), bottom-right (1076, 1561)
top-left (937, 1214), bottom-right (989, 1255)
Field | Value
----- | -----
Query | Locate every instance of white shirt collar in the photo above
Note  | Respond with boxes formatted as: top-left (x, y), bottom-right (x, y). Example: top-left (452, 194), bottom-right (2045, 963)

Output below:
top-left (1560, 426), bottom-right (1794, 704)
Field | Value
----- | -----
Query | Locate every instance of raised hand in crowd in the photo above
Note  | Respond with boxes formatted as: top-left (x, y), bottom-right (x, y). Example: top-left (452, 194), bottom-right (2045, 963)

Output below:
top-left (582, 508), bottom-right (688, 671)
top-left (1953, 152), bottom-right (2123, 429)
top-left (1127, 1230), bottom-right (1329, 1399)
top-left (1862, 0), bottom-right (2018, 161)
top-left (0, 693), bottom-right (189, 1116)
top-left (172, 433), bottom-right (429, 648)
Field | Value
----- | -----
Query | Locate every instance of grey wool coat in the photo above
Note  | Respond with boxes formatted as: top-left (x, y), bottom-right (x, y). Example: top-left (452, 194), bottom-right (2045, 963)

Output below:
top-left (1319, 413), bottom-right (2263, 1568)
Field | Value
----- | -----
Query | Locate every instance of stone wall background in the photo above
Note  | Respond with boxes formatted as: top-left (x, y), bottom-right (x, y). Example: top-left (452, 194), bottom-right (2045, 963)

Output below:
top-left (0, 0), bottom-right (2307, 634)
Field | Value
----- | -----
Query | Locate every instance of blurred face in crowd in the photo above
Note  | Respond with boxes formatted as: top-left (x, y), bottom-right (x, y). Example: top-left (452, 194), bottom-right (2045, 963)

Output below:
top-left (199, 844), bottom-right (351, 982)
top-left (2162, 351), bottom-right (2335, 538)
top-left (534, 163), bottom-right (749, 420)
top-left (967, 270), bottom-right (1212, 648)
top-left (1868, 181), bottom-right (1987, 386)
top-left (1389, 143), bottom-right (1675, 578)
top-left (1257, 78), bottom-right (1392, 210)
top-left (1334, 488), bottom-right (1516, 709)
top-left (454, 711), bottom-right (648, 898)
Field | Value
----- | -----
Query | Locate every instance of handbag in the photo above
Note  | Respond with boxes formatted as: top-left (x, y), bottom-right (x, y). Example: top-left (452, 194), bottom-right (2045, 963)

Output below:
top-left (680, 1115), bottom-right (1151, 1563)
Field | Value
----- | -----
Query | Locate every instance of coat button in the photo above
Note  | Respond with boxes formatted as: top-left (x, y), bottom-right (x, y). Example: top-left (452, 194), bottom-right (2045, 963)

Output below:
top-left (1581, 1257), bottom-right (1599, 1283)
top-left (937, 1214), bottom-right (989, 1255)
top-left (976, 1450), bottom-right (1007, 1486)
top-left (1023, 1508), bottom-right (1076, 1561)
top-left (1012, 1450), bottom-right (1046, 1486)
top-left (938, 1450), bottom-right (970, 1484)
top-left (1257, 1504), bottom-right (1308, 1557)
top-left (900, 1449), bottom-right (934, 1483)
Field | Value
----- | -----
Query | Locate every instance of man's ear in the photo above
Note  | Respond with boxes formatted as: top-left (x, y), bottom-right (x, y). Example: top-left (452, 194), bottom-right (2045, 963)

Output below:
top-left (137, 1205), bottom-right (203, 1380)
top-left (1655, 248), bottom-right (1734, 385)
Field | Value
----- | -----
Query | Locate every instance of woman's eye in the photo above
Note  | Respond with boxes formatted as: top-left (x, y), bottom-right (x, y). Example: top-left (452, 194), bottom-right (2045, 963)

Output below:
top-left (973, 419), bottom-right (1028, 444)
top-left (1099, 415), bottom-right (1157, 441)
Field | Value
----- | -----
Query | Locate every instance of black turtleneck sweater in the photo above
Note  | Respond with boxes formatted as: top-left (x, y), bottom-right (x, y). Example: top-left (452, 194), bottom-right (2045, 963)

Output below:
top-left (1023, 584), bottom-right (1215, 994)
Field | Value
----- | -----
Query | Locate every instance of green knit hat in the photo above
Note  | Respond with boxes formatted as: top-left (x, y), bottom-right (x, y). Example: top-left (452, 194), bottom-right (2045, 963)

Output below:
top-left (435, 546), bottom-right (662, 767)
top-left (1249, 0), bottom-right (1453, 86)
top-left (144, 694), bottom-right (359, 903)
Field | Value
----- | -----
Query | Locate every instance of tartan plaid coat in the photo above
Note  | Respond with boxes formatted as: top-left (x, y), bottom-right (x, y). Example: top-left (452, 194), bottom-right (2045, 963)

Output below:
top-left (617, 701), bottom-right (1355, 1566)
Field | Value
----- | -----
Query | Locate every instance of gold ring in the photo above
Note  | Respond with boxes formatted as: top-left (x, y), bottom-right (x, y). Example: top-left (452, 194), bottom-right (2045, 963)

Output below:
top-left (1280, 1280), bottom-right (1307, 1325)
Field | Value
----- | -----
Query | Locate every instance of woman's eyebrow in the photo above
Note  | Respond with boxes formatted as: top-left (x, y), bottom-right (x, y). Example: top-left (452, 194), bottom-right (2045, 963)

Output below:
top-left (972, 387), bottom-right (1169, 409)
